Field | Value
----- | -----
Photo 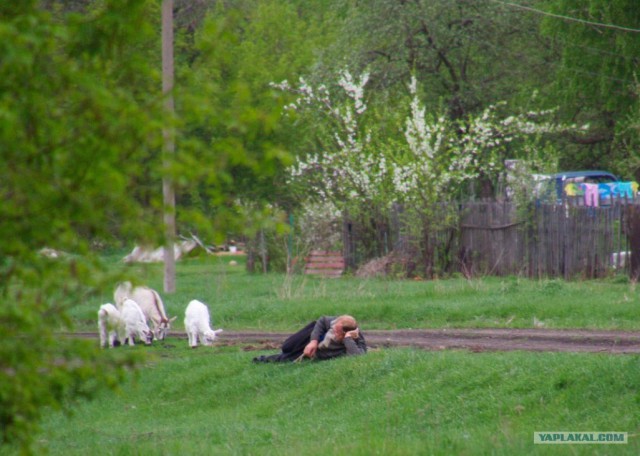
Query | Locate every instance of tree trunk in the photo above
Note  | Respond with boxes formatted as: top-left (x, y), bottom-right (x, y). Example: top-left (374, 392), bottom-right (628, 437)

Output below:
top-left (260, 229), bottom-right (268, 273)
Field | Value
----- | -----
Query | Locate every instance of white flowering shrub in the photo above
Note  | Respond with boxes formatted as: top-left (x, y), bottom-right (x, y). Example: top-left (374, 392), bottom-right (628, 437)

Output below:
top-left (272, 71), bottom-right (387, 207)
top-left (275, 72), bottom-right (573, 213)
top-left (273, 72), bottom-right (581, 274)
top-left (296, 200), bottom-right (343, 251)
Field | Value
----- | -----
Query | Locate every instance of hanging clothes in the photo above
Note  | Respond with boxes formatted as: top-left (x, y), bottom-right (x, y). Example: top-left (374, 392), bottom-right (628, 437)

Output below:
top-left (564, 182), bottom-right (580, 196)
top-left (583, 183), bottom-right (599, 207)
top-left (617, 182), bottom-right (634, 199)
top-left (597, 183), bottom-right (612, 197)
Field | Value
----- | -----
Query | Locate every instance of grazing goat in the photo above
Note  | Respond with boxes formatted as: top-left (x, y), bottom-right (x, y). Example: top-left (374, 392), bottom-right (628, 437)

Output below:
top-left (121, 298), bottom-right (154, 346)
top-left (184, 300), bottom-right (223, 348)
top-left (98, 303), bottom-right (125, 348)
top-left (114, 281), bottom-right (176, 340)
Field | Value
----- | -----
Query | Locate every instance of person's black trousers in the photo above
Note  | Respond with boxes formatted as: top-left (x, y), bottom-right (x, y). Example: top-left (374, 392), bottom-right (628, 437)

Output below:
top-left (254, 320), bottom-right (316, 362)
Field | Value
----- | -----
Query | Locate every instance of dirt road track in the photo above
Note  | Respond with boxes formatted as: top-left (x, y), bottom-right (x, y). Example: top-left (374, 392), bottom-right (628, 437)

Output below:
top-left (206, 328), bottom-right (640, 354)
top-left (69, 328), bottom-right (640, 353)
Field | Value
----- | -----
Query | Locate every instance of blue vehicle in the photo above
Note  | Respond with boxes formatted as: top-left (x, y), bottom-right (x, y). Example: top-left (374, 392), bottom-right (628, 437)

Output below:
top-left (534, 170), bottom-right (619, 203)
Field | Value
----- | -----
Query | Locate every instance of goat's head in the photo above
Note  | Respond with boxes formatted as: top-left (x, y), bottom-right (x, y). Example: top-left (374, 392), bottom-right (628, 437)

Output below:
top-left (143, 329), bottom-right (154, 345)
top-left (203, 328), bottom-right (223, 346)
top-left (154, 316), bottom-right (177, 341)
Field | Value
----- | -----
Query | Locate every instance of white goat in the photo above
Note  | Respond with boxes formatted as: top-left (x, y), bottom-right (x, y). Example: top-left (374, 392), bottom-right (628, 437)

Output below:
top-left (114, 281), bottom-right (176, 340)
top-left (184, 300), bottom-right (223, 348)
top-left (121, 298), bottom-right (154, 346)
top-left (98, 303), bottom-right (125, 348)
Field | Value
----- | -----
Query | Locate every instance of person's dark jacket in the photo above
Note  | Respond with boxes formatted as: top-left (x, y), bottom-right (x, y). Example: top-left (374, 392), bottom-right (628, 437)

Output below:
top-left (310, 316), bottom-right (367, 360)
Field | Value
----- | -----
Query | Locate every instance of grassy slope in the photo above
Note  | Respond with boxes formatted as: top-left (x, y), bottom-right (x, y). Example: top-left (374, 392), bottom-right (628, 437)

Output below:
top-left (36, 346), bottom-right (639, 455)
top-left (24, 253), bottom-right (640, 455)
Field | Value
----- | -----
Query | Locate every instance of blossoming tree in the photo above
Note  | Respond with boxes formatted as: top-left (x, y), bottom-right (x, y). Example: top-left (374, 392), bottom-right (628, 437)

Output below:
top-left (274, 71), bottom-right (577, 273)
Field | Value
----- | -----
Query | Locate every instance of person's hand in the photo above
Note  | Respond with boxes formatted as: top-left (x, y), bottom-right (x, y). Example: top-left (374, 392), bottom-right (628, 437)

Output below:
top-left (344, 328), bottom-right (359, 339)
top-left (303, 339), bottom-right (319, 358)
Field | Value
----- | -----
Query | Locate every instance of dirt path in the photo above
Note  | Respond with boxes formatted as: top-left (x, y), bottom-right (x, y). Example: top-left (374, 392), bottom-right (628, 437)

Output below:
top-left (211, 328), bottom-right (640, 354)
top-left (71, 328), bottom-right (640, 353)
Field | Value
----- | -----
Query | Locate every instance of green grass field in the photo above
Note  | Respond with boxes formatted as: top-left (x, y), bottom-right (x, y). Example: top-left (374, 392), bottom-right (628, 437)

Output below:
top-left (16, 253), bottom-right (640, 455)
top-left (72, 252), bottom-right (640, 333)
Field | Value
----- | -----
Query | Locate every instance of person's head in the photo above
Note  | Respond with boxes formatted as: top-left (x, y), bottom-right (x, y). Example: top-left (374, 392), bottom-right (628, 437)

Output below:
top-left (334, 315), bottom-right (358, 341)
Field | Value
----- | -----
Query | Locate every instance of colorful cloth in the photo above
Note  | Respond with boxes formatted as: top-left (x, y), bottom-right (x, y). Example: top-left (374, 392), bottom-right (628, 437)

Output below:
top-left (617, 182), bottom-right (634, 198)
top-left (564, 183), bottom-right (580, 196)
top-left (583, 183), bottom-right (599, 207)
top-left (598, 183), bottom-right (612, 200)
top-left (557, 180), bottom-right (638, 202)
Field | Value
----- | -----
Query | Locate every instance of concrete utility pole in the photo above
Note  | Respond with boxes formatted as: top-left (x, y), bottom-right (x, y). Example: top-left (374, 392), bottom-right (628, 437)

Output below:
top-left (162, 0), bottom-right (176, 293)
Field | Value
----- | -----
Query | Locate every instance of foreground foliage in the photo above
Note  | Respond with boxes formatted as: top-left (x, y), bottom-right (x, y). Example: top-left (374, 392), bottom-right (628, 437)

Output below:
top-left (0, 1), bottom-right (292, 451)
top-left (0, 2), bottom-right (158, 451)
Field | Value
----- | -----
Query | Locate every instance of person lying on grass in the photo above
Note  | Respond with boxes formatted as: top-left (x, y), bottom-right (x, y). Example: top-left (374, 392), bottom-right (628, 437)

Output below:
top-left (253, 315), bottom-right (367, 363)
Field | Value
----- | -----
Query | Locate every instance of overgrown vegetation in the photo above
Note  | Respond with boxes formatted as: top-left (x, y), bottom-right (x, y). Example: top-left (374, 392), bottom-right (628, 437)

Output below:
top-left (3, 1), bottom-right (640, 453)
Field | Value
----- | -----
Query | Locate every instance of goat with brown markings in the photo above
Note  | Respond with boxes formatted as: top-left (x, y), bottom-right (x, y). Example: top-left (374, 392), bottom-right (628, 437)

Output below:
top-left (114, 281), bottom-right (177, 341)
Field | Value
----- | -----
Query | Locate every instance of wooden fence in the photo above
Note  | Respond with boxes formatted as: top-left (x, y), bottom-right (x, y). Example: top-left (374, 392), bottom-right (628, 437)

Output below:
top-left (457, 201), bottom-right (629, 279)
top-left (343, 198), bottom-right (638, 279)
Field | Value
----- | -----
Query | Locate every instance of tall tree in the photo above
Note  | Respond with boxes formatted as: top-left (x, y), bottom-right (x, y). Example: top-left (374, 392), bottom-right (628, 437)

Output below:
top-left (314, 0), bottom-right (554, 120)
top-left (170, 0), bottom-right (335, 242)
top-left (538, 0), bottom-right (640, 178)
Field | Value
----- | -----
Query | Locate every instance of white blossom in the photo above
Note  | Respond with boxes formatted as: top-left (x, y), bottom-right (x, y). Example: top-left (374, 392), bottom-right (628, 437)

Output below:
top-left (273, 73), bottom-right (575, 211)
